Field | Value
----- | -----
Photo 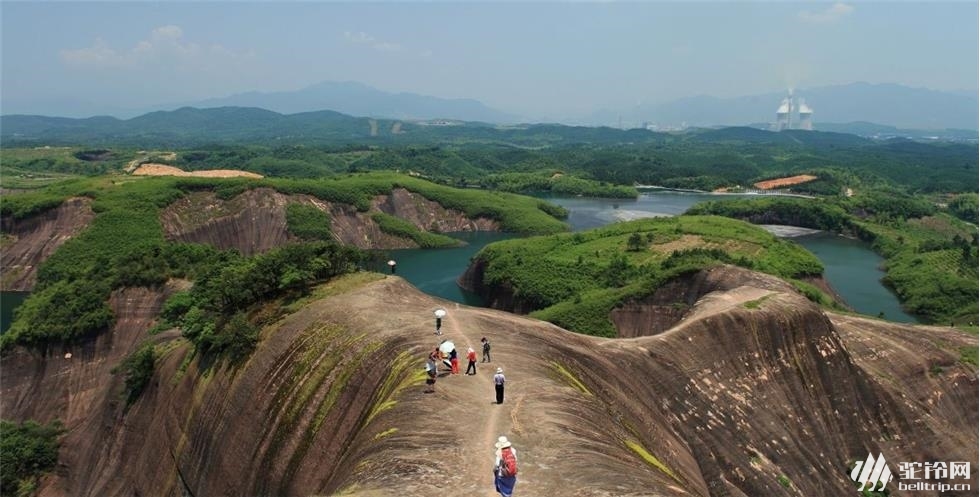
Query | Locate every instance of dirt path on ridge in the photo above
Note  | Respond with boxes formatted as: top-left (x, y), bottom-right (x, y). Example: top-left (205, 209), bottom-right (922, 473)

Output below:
top-left (440, 305), bottom-right (509, 496)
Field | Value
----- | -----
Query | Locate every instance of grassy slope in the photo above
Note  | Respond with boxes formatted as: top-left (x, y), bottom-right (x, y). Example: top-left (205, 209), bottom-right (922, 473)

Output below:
top-left (472, 215), bottom-right (825, 337)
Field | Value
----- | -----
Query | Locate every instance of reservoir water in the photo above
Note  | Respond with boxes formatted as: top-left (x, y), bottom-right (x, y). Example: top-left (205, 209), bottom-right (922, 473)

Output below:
top-left (794, 233), bottom-right (917, 323)
top-left (391, 191), bottom-right (918, 323)
top-left (0, 291), bottom-right (29, 334)
top-left (383, 231), bottom-right (517, 306)
top-left (0, 192), bottom-right (918, 331)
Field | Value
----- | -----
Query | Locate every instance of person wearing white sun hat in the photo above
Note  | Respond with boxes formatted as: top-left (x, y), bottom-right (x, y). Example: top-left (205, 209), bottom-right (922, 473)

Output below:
top-left (493, 367), bottom-right (506, 404)
top-left (493, 435), bottom-right (518, 496)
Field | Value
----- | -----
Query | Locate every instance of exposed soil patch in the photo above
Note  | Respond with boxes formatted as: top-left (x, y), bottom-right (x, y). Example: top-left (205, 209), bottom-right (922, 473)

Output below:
top-left (649, 234), bottom-right (705, 253)
top-left (132, 163), bottom-right (263, 178)
top-left (752, 174), bottom-right (817, 190)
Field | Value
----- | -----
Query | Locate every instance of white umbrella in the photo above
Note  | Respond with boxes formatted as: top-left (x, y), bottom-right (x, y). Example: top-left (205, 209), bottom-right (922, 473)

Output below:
top-left (387, 260), bottom-right (397, 266)
top-left (434, 309), bottom-right (447, 318)
top-left (439, 340), bottom-right (455, 355)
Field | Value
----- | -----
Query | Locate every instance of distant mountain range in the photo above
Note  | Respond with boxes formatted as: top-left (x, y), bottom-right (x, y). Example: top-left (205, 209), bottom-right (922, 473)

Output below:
top-left (3, 81), bottom-right (975, 132)
top-left (189, 81), bottom-right (519, 124)
top-left (584, 82), bottom-right (978, 131)
top-left (7, 104), bottom-right (976, 151)
top-left (0, 106), bottom-right (660, 148)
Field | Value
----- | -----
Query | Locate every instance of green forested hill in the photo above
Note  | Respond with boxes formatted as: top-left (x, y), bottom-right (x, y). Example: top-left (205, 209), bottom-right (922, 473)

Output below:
top-left (4, 107), bottom-right (976, 194)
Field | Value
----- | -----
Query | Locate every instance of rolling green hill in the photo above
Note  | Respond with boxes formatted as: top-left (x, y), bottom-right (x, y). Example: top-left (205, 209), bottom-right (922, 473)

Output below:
top-left (464, 216), bottom-right (828, 337)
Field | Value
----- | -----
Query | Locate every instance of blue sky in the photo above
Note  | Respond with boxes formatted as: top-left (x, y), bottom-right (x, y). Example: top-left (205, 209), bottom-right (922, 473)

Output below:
top-left (2, 1), bottom-right (977, 118)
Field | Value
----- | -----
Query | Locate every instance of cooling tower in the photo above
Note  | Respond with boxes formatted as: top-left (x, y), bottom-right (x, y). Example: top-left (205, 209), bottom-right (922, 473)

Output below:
top-left (798, 99), bottom-right (813, 131)
top-left (775, 98), bottom-right (791, 131)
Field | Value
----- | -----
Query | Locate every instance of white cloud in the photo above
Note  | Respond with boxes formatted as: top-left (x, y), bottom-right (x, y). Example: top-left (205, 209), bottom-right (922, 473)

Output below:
top-left (60, 37), bottom-right (125, 66)
top-left (798, 3), bottom-right (854, 23)
top-left (152, 25), bottom-right (183, 41)
top-left (344, 31), bottom-right (375, 44)
top-left (344, 30), bottom-right (409, 53)
top-left (60, 25), bottom-right (246, 68)
top-left (374, 42), bottom-right (402, 52)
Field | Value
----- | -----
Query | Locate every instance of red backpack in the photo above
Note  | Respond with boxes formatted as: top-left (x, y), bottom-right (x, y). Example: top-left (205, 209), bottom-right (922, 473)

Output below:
top-left (499, 447), bottom-right (518, 477)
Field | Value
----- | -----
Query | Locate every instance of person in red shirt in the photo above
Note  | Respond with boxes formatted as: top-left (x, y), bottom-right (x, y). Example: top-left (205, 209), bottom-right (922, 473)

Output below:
top-left (466, 347), bottom-right (478, 375)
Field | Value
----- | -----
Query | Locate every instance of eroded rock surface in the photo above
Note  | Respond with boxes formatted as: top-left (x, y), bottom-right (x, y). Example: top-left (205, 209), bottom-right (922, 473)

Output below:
top-left (0, 197), bottom-right (95, 291)
top-left (160, 187), bottom-right (499, 253)
top-left (2, 267), bottom-right (974, 497)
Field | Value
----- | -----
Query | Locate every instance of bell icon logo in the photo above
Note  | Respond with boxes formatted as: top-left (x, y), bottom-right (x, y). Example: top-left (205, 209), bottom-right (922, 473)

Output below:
top-left (851, 453), bottom-right (892, 492)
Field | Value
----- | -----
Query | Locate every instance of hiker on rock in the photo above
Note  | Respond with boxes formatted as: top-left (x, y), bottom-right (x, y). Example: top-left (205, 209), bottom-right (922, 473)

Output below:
top-left (465, 347), bottom-right (478, 375)
top-left (438, 340), bottom-right (455, 371)
top-left (450, 347), bottom-right (460, 375)
top-left (429, 347), bottom-right (444, 372)
top-left (493, 367), bottom-right (506, 404)
top-left (424, 359), bottom-right (437, 392)
top-left (493, 436), bottom-right (518, 497)
top-left (481, 337), bottom-right (491, 362)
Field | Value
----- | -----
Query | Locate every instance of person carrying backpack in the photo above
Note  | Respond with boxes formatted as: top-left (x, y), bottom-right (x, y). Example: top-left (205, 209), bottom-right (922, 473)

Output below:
top-left (481, 337), bottom-right (491, 362)
top-left (493, 436), bottom-right (518, 497)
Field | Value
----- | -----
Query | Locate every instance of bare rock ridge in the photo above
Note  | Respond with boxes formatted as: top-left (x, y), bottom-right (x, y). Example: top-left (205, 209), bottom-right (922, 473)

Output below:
top-left (0, 197), bottom-right (96, 291)
top-left (1, 266), bottom-right (975, 496)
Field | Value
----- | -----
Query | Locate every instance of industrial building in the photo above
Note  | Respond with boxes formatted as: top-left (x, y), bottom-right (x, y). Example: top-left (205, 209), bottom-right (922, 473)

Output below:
top-left (773, 91), bottom-right (813, 131)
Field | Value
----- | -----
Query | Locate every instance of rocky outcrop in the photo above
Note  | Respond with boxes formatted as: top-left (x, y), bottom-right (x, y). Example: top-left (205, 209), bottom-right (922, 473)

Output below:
top-left (0, 197), bottom-right (96, 291)
top-left (372, 188), bottom-right (499, 233)
top-left (160, 187), bottom-right (500, 254)
top-left (456, 257), bottom-right (539, 314)
top-left (2, 267), bottom-right (974, 497)
top-left (160, 188), bottom-right (298, 255)
top-left (0, 283), bottom-right (181, 495)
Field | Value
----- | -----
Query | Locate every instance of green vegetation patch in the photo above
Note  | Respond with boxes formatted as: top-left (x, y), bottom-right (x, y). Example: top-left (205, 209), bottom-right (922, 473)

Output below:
top-left (777, 474), bottom-right (792, 488)
top-left (687, 196), bottom-right (851, 232)
top-left (258, 322), bottom-right (351, 479)
top-left (743, 294), bottom-right (774, 310)
top-left (959, 346), bottom-right (978, 368)
top-left (689, 191), bottom-right (979, 324)
top-left (114, 342), bottom-right (158, 406)
top-left (161, 242), bottom-right (366, 360)
top-left (0, 419), bottom-right (65, 496)
top-left (285, 202), bottom-right (332, 241)
top-left (624, 439), bottom-right (681, 483)
top-left (9, 172), bottom-right (548, 349)
top-left (371, 212), bottom-right (459, 248)
top-left (271, 172), bottom-right (569, 234)
top-left (475, 216), bottom-right (823, 336)
top-left (550, 361), bottom-right (593, 396)
top-left (483, 171), bottom-right (638, 198)
top-left (373, 428), bottom-right (399, 441)
top-left (364, 351), bottom-right (428, 429)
